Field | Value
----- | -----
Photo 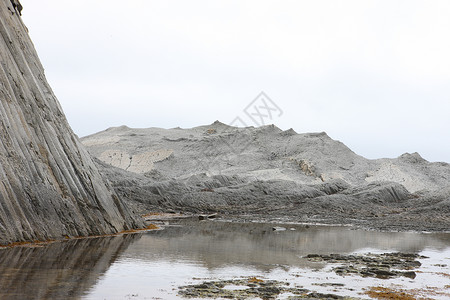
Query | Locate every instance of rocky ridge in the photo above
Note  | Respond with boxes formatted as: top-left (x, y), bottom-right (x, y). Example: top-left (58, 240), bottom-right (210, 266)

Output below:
top-left (82, 121), bottom-right (450, 231)
top-left (82, 121), bottom-right (450, 193)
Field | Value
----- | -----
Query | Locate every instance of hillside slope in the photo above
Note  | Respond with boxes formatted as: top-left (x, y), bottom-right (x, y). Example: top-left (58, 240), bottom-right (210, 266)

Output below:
top-left (82, 122), bottom-right (450, 231)
top-left (82, 121), bottom-right (450, 193)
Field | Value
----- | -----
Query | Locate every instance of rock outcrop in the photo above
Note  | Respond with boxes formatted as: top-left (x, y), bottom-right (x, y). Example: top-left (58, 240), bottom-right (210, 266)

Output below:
top-left (0, 0), bottom-right (143, 244)
top-left (83, 121), bottom-right (450, 231)
top-left (82, 121), bottom-right (450, 193)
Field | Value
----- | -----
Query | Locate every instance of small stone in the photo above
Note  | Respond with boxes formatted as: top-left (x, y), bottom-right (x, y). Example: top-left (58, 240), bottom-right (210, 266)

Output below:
top-left (272, 226), bottom-right (286, 231)
top-left (402, 271), bottom-right (416, 279)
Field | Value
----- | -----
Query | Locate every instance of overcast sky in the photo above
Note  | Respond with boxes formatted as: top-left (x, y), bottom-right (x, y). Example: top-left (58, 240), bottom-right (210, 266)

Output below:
top-left (20, 0), bottom-right (450, 162)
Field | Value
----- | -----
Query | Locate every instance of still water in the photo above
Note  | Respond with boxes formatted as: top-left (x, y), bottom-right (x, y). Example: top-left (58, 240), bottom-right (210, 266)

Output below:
top-left (0, 219), bottom-right (449, 299)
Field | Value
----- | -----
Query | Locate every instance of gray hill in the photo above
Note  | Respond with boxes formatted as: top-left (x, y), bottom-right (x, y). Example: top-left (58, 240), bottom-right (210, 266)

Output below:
top-left (82, 121), bottom-right (450, 193)
top-left (0, 1), bottom-right (142, 245)
top-left (82, 121), bottom-right (450, 231)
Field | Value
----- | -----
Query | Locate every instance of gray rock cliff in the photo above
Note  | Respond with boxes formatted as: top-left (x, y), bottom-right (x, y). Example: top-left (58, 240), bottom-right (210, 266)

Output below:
top-left (0, 0), bottom-right (143, 244)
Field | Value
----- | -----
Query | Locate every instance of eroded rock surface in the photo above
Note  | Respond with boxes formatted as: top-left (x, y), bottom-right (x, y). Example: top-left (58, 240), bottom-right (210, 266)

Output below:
top-left (305, 253), bottom-right (426, 279)
top-left (179, 277), bottom-right (354, 299)
top-left (83, 121), bottom-right (450, 231)
top-left (82, 121), bottom-right (450, 194)
top-left (0, 1), bottom-right (143, 244)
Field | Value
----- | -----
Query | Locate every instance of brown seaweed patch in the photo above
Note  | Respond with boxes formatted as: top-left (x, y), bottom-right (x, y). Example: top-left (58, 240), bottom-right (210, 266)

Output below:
top-left (365, 287), bottom-right (416, 300)
top-left (365, 286), bottom-right (450, 300)
top-left (248, 277), bottom-right (264, 284)
top-left (1, 224), bottom-right (159, 249)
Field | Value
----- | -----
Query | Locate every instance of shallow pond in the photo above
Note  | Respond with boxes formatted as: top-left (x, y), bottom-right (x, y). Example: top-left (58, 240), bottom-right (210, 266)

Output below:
top-left (0, 219), bottom-right (449, 299)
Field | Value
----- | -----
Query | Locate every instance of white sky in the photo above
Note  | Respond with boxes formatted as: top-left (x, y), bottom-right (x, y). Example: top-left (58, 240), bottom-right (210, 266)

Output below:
top-left (20, 0), bottom-right (450, 162)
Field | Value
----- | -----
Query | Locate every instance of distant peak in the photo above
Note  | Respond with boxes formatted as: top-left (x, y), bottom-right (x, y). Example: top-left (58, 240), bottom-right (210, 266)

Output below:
top-left (106, 125), bottom-right (131, 131)
top-left (280, 128), bottom-right (297, 136)
top-left (306, 132), bottom-right (329, 138)
top-left (399, 152), bottom-right (427, 163)
top-left (258, 124), bottom-right (282, 133)
top-left (212, 120), bottom-right (226, 126)
top-left (208, 120), bottom-right (233, 129)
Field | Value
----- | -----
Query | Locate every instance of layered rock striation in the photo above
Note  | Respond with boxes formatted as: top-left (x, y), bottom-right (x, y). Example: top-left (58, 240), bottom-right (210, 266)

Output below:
top-left (0, 0), bottom-right (143, 244)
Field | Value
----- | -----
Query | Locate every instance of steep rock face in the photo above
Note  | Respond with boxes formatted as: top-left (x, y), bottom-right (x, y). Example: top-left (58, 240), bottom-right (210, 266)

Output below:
top-left (0, 1), bottom-right (143, 244)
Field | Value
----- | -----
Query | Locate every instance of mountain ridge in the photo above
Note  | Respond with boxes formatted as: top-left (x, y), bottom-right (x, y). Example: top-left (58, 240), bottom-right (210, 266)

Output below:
top-left (82, 121), bottom-right (450, 193)
top-left (81, 121), bottom-right (450, 231)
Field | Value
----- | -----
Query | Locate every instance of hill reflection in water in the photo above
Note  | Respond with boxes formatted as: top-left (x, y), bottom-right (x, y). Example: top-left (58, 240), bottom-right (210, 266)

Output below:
top-left (127, 220), bottom-right (450, 270)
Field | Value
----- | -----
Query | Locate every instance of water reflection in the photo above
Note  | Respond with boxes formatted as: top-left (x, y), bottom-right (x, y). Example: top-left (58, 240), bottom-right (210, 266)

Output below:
top-left (127, 220), bottom-right (450, 270)
top-left (0, 235), bottom-right (139, 300)
top-left (0, 220), bottom-right (449, 299)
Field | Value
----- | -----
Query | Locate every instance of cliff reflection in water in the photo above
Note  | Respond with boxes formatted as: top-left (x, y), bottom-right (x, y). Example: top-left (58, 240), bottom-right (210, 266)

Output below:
top-left (0, 234), bottom-right (139, 300)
